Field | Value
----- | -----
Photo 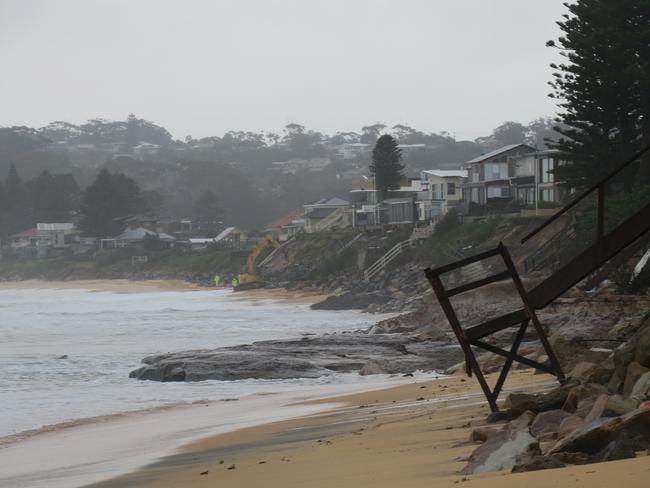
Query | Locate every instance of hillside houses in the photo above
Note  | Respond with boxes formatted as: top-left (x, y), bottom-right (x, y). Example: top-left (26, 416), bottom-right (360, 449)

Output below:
top-left (461, 144), bottom-right (567, 214)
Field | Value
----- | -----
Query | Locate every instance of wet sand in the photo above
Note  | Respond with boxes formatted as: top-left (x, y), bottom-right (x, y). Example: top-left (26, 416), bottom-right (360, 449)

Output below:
top-left (0, 279), bottom-right (202, 293)
top-left (0, 279), bottom-right (330, 303)
top-left (83, 369), bottom-right (650, 488)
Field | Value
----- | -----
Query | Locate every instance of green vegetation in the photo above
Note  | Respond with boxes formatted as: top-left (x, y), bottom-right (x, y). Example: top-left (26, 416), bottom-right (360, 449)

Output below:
top-left (548, 0), bottom-right (650, 190)
top-left (370, 134), bottom-right (404, 201)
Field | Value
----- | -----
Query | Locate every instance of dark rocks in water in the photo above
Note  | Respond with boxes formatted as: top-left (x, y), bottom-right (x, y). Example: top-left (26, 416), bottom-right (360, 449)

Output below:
top-left (310, 292), bottom-right (391, 311)
top-left (56, 355), bottom-right (68, 360)
top-left (129, 333), bottom-right (462, 382)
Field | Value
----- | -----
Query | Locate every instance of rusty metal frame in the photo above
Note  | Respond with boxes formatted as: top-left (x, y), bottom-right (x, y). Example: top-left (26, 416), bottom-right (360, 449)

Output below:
top-left (424, 242), bottom-right (565, 412)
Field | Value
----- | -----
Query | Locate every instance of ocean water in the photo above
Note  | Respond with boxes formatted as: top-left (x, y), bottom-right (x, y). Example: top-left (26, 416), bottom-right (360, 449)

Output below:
top-left (0, 286), bottom-right (405, 438)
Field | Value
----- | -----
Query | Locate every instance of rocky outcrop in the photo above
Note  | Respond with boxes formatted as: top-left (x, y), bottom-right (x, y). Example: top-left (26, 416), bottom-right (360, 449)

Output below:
top-left (461, 316), bottom-right (650, 475)
top-left (310, 292), bottom-right (391, 311)
top-left (129, 333), bottom-right (462, 382)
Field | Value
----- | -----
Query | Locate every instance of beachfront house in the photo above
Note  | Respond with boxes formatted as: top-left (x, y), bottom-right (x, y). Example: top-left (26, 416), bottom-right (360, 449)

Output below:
top-left (100, 227), bottom-right (176, 249)
top-left (461, 143), bottom-right (535, 212)
top-left (213, 226), bottom-right (248, 248)
top-left (265, 209), bottom-right (305, 241)
top-left (509, 149), bottom-right (568, 209)
top-left (303, 197), bottom-right (350, 233)
top-left (419, 169), bottom-right (468, 219)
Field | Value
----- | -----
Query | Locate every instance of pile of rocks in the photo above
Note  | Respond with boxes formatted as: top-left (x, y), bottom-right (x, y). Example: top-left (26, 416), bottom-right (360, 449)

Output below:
top-left (461, 317), bottom-right (650, 474)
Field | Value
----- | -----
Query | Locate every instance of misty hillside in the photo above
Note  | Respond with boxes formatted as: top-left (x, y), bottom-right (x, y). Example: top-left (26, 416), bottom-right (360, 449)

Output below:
top-left (0, 116), bottom-right (559, 229)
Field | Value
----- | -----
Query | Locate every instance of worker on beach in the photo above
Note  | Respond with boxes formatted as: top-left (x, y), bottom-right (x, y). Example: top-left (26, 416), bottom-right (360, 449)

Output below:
top-left (214, 274), bottom-right (220, 287)
top-left (231, 276), bottom-right (239, 289)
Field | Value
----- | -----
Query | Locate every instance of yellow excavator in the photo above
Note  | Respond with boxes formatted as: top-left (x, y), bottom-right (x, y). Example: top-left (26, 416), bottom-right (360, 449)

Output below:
top-left (235, 235), bottom-right (281, 291)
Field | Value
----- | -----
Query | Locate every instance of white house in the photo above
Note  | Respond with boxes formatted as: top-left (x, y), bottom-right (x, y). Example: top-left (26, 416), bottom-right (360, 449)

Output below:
top-left (420, 169), bottom-right (467, 218)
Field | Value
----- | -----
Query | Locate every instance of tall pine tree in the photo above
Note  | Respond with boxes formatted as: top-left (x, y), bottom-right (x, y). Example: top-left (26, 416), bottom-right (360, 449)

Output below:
top-left (548, 0), bottom-right (650, 189)
top-left (370, 134), bottom-right (404, 201)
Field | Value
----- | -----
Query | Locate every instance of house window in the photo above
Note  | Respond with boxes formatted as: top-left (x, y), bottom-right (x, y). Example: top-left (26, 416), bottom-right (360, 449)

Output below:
top-left (485, 162), bottom-right (508, 181)
top-left (540, 157), bottom-right (555, 183)
top-left (487, 186), bottom-right (510, 198)
top-left (540, 188), bottom-right (555, 202)
top-left (516, 157), bottom-right (534, 177)
top-left (447, 182), bottom-right (456, 195)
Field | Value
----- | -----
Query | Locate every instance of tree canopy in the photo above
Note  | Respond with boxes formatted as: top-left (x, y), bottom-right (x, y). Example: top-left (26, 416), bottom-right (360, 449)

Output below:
top-left (370, 134), bottom-right (404, 200)
top-left (78, 169), bottom-right (147, 237)
top-left (548, 0), bottom-right (650, 189)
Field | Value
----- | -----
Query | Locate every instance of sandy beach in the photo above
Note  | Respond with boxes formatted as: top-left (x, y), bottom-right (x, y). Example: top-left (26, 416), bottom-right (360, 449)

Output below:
top-left (0, 279), bottom-right (202, 293)
top-left (79, 369), bottom-right (649, 488)
top-left (0, 279), bottom-right (330, 303)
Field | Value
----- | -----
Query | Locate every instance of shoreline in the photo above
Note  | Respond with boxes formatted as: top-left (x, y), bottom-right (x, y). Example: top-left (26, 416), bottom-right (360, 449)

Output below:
top-left (87, 370), bottom-right (650, 488)
top-left (0, 374), bottom-right (448, 488)
top-left (0, 278), bottom-right (331, 304)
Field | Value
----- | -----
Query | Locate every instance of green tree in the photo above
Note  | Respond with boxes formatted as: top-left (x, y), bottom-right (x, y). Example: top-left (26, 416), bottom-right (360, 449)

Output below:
top-left (547, 0), bottom-right (650, 189)
top-left (360, 123), bottom-right (387, 145)
top-left (193, 189), bottom-right (221, 236)
top-left (78, 169), bottom-right (147, 237)
top-left (27, 171), bottom-right (80, 223)
top-left (4, 164), bottom-right (31, 234)
top-left (0, 179), bottom-right (6, 238)
top-left (370, 134), bottom-right (404, 200)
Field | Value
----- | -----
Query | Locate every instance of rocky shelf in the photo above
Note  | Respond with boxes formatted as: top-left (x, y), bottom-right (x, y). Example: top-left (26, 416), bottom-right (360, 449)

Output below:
top-left (129, 333), bottom-right (463, 382)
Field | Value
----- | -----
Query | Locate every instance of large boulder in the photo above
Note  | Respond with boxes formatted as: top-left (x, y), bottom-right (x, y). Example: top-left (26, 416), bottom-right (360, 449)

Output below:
top-left (608, 320), bottom-right (650, 394)
top-left (504, 392), bottom-right (536, 410)
top-left (623, 361), bottom-right (650, 397)
top-left (589, 431), bottom-right (645, 463)
top-left (549, 407), bottom-right (650, 455)
top-left (530, 410), bottom-right (572, 440)
top-left (562, 383), bottom-right (607, 417)
top-left (487, 384), bottom-right (573, 423)
top-left (633, 324), bottom-right (650, 367)
top-left (603, 395), bottom-right (639, 416)
top-left (511, 455), bottom-right (565, 473)
top-left (557, 415), bottom-right (585, 439)
top-left (470, 427), bottom-right (499, 443)
top-left (461, 428), bottom-right (540, 474)
top-left (567, 362), bottom-right (597, 383)
top-left (359, 361), bottom-right (385, 376)
top-left (630, 371), bottom-right (650, 402)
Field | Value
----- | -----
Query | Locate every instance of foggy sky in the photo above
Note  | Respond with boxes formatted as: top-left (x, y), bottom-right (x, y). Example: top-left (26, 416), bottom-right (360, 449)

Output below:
top-left (0, 0), bottom-right (567, 141)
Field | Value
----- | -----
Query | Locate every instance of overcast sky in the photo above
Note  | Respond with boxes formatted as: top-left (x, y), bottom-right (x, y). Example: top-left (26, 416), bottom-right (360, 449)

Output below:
top-left (0, 0), bottom-right (568, 141)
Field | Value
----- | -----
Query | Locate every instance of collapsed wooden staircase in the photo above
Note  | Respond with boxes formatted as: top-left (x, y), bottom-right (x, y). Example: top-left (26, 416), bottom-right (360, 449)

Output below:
top-left (424, 145), bottom-right (650, 411)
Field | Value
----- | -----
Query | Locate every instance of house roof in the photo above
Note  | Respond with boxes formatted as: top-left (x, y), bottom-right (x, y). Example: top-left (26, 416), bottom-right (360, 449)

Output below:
top-left (37, 222), bottom-right (75, 231)
top-left (11, 228), bottom-right (38, 239)
top-left (465, 144), bottom-right (535, 164)
top-left (265, 209), bottom-right (305, 230)
top-left (114, 227), bottom-right (174, 242)
top-left (422, 169), bottom-right (468, 178)
top-left (124, 215), bottom-right (157, 223)
top-left (306, 197), bottom-right (349, 207)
